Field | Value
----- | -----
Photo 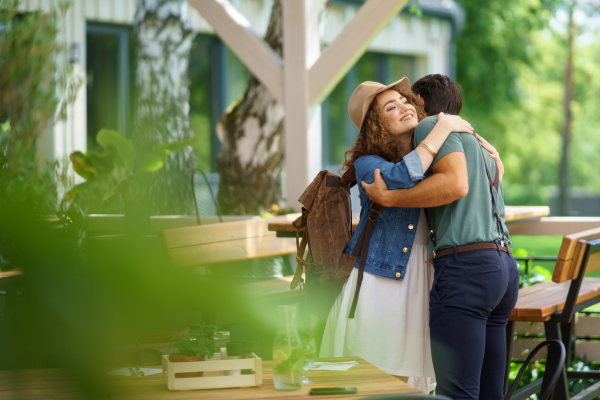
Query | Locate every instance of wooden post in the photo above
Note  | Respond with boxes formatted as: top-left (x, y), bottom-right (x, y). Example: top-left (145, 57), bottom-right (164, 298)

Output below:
top-left (282, 0), bottom-right (323, 210)
top-left (189, 0), bottom-right (412, 210)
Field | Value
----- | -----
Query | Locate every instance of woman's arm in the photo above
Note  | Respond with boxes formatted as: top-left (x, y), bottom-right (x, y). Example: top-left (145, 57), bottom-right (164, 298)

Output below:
top-left (414, 113), bottom-right (474, 173)
top-left (355, 154), bottom-right (423, 190)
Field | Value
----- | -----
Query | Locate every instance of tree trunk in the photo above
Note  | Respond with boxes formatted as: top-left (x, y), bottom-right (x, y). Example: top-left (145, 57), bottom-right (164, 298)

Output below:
top-left (558, 1), bottom-right (575, 216)
top-left (215, 0), bottom-right (285, 216)
top-left (133, 0), bottom-right (196, 215)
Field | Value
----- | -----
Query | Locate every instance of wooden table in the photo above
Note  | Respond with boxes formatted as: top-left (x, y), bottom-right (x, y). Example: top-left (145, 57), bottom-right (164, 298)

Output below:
top-left (0, 357), bottom-right (420, 400)
top-left (268, 206), bottom-right (551, 237)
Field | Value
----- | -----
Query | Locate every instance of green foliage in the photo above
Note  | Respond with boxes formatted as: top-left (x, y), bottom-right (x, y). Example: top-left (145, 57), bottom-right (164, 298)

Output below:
top-left (512, 247), bottom-right (553, 288)
top-left (509, 359), bottom-right (546, 397)
top-left (454, 1), bottom-right (600, 206)
top-left (568, 355), bottom-right (600, 397)
top-left (68, 129), bottom-right (199, 212)
top-left (0, 0), bottom-right (79, 214)
top-left (169, 324), bottom-right (222, 359)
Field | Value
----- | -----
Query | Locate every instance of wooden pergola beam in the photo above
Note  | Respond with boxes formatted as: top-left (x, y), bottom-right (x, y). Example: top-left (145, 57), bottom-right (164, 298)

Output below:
top-left (188, 0), bottom-right (284, 102)
top-left (308, 0), bottom-right (410, 105)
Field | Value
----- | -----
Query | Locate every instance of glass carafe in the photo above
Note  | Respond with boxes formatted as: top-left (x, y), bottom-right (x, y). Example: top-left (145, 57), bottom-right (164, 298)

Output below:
top-left (272, 305), bottom-right (304, 390)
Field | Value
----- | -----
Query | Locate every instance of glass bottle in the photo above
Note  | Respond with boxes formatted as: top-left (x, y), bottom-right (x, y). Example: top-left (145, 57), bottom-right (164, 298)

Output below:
top-left (272, 305), bottom-right (304, 390)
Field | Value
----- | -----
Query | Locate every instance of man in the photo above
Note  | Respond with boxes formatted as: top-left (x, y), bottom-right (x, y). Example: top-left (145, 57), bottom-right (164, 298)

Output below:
top-left (362, 74), bottom-right (519, 400)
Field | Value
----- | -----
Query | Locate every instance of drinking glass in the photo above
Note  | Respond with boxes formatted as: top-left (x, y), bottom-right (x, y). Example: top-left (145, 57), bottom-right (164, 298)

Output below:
top-left (301, 335), bottom-right (318, 385)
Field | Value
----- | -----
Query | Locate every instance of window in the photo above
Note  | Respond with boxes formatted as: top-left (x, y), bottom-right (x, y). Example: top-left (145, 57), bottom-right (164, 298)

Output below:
top-left (188, 34), bottom-right (250, 173)
top-left (86, 24), bottom-right (135, 149)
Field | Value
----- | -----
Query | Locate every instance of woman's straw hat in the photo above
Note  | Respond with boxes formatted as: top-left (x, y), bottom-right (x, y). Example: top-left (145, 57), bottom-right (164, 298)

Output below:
top-left (348, 77), bottom-right (411, 130)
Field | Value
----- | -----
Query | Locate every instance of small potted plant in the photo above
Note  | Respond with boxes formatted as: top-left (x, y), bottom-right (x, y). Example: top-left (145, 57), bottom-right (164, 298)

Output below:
top-left (169, 324), bottom-right (222, 377)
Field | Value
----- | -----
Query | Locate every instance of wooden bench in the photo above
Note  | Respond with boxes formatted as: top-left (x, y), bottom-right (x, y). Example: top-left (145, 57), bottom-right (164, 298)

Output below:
top-left (506, 228), bottom-right (600, 400)
top-left (161, 218), bottom-right (299, 301)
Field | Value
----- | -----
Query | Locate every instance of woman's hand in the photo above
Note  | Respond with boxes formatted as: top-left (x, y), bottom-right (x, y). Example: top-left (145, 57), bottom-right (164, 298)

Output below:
top-left (437, 112), bottom-right (474, 134)
top-left (475, 133), bottom-right (504, 182)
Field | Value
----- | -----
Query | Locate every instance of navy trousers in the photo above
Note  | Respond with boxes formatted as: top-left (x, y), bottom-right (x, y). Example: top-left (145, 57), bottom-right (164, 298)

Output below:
top-left (429, 246), bottom-right (519, 400)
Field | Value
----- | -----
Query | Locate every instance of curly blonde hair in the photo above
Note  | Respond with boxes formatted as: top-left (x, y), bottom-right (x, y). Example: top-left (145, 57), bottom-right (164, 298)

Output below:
top-left (342, 85), bottom-right (426, 173)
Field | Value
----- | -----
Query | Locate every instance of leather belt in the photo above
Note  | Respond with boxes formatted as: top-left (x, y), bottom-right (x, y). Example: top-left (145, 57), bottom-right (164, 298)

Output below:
top-left (435, 242), bottom-right (510, 260)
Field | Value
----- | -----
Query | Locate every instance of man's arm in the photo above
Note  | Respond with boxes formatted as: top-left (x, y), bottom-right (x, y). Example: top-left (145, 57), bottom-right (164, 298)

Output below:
top-left (362, 151), bottom-right (469, 208)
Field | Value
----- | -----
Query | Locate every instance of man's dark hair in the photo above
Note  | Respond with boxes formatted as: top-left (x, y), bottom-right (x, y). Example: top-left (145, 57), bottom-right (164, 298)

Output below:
top-left (411, 74), bottom-right (463, 116)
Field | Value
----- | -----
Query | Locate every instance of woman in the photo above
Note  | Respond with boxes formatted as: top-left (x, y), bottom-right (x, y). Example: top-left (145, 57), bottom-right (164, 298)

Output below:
top-left (319, 77), bottom-right (498, 393)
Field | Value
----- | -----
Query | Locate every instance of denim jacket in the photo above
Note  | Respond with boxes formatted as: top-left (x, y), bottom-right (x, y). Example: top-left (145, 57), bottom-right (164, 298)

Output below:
top-left (343, 150), bottom-right (424, 281)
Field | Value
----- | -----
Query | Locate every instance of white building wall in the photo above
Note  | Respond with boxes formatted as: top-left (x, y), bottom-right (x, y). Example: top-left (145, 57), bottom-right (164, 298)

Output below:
top-left (20, 0), bottom-right (455, 162)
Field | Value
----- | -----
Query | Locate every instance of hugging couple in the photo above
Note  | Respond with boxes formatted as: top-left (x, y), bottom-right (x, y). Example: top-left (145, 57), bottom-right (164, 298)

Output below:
top-left (318, 74), bottom-right (519, 400)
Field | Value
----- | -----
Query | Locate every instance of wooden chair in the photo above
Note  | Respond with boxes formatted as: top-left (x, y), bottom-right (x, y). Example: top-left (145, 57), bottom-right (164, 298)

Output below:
top-left (506, 228), bottom-right (600, 400)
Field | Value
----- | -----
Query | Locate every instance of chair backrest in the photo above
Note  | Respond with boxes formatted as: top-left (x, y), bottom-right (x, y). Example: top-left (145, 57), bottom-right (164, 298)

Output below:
top-left (192, 168), bottom-right (222, 224)
top-left (552, 227), bottom-right (600, 283)
top-left (359, 395), bottom-right (451, 400)
top-left (505, 340), bottom-right (565, 400)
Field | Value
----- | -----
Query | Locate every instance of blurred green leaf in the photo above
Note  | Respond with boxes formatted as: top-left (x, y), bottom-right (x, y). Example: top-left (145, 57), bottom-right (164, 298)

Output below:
top-left (96, 129), bottom-right (136, 171)
top-left (137, 137), bottom-right (200, 173)
top-left (69, 151), bottom-right (96, 180)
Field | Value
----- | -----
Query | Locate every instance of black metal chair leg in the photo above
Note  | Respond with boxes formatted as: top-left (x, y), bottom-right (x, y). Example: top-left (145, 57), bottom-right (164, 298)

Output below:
top-left (544, 319), bottom-right (570, 400)
top-left (505, 320), bottom-right (515, 396)
top-left (560, 319), bottom-right (574, 367)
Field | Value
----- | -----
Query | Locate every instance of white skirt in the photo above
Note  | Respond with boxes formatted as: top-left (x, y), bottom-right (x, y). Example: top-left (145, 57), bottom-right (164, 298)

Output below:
top-left (319, 211), bottom-right (436, 394)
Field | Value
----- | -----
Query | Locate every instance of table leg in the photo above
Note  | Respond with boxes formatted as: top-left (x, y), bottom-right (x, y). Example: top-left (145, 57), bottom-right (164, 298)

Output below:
top-left (504, 320), bottom-right (515, 396)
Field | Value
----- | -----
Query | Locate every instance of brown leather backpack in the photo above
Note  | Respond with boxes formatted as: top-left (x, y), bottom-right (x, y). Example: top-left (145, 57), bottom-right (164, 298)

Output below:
top-left (290, 167), bottom-right (384, 319)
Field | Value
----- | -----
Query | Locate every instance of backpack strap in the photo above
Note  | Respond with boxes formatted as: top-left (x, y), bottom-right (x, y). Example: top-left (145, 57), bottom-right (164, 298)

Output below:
top-left (290, 208), bottom-right (316, 290)
top-left (341, 167), bottom-right (357, 188)
top-left (423, 208), bottom-right (436, 264)
top-left (348, 202), bottom-right (385, 318)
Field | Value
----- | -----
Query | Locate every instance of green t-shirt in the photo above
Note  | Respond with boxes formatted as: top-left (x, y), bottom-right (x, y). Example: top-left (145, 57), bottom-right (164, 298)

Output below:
top-left (414, 115), bottom-right (511, 252)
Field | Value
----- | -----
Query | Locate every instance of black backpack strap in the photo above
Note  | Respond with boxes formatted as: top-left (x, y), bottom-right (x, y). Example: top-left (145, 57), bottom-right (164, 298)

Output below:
top-left (348, 202), bottom-right (384, 318)
top-left (424, 208), bottom-right (436, 264)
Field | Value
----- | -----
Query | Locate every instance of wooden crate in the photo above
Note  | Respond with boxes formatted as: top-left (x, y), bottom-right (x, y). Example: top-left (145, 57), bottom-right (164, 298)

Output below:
top-left (162, 353), bottom-right (262, 391)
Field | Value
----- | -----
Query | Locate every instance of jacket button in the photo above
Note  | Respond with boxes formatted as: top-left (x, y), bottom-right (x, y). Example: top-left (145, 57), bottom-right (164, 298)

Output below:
top-left (395, 272), bottom-right (401, 278)
top-left (403, 247), bottom-right (408, 253)
top-left (408, 224), bottom-right (414, 230)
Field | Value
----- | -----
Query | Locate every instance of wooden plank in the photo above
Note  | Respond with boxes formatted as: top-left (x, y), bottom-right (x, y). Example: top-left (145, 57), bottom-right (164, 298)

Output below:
top-left (0, 269), bottom-right (23, 284)
top-left (240, 276), bottom-right (301, 302)
top-left (557, 227), bottom-right (600, 265)
top-left (568, 240), bottom-right (588, 281)
top-left (508, 315), bottom-right (551, 322)
top-left (507, 217), bottom-right (600, 236)
top-left (308, 0), bottom-right (410, 105)
top-left (269, 207), bottom-right (550, 233)
top-left (552, 259), bottom-right (572, 283)
top-left (98, 356), bottom-right (420, 399)
top-left (504, 206), bottom-right (551, 223)
top-left (585, 249), bottom-right (600, 276)
top-left (510, 338), bottom-right (547, 360)
top-left (187, 0), bottom-right (283, 103)
top-left (515, 278), bottom-right (600, 318)
top-left (163, 219), bottom-right (272, 249)
top-left (515, 284), bottom-right (573, 317)
top-left (574, 341), bottom-right (600, 362)
top-left (514, 321), bottom-right (545, 335)
top-left (168, 236), bottom-right (296, 267)
top-left (574, 315), bottom-right (600, 336)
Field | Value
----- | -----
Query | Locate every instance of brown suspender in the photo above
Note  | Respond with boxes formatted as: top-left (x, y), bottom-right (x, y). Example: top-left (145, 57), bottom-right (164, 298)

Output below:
top-left (424, 139), bottom-right (505, 261)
